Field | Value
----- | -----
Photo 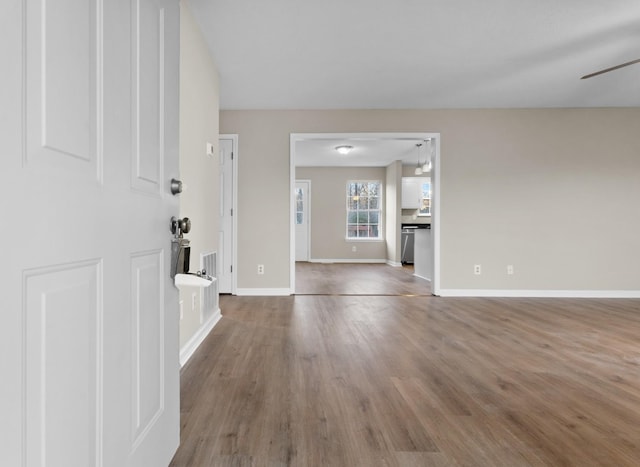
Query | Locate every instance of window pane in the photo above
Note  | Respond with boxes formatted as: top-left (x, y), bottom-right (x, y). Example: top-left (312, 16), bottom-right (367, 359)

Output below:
top-left (420, 199), bottom-right (430, 215)
top-left (368, 182), bottom-right (379, 196)
top-left (346, 180), bottom-right (382, 239)
top-left (296, 212), bottom-right (303, 224)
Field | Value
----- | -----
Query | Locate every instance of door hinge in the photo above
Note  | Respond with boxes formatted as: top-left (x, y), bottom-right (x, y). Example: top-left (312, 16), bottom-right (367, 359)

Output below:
top-left (230, 208), bottom-right (233, 216)
top-left (231, 151), bottom-right (234, 160)
top-left (230, 265), bottom-right (233, 273)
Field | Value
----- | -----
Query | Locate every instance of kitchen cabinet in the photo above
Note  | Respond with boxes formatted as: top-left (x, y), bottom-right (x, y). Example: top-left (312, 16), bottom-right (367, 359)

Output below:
top-left (401, 177), bottom-right (422, 209)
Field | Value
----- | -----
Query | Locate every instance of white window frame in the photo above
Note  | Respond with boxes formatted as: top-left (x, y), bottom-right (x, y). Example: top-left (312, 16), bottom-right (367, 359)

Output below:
top-left (418, 178), bottom-right (431, 217)
top-left (345, 180), bottom-right (383, 241)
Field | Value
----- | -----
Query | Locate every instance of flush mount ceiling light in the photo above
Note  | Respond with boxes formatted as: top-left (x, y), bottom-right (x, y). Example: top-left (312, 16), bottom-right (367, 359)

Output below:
top-left (335, 145), bottom-right (354, 155)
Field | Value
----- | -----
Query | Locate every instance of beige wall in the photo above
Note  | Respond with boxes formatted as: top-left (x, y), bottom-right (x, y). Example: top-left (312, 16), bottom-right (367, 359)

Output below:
top-left (296, 167), bottom-right (387, 261)
top-left (178, 2), bottom-right (220, 347)
top-left (221, 109), bottom-right (640, 293)
top-left (386, 161), bottom-right (402, 264)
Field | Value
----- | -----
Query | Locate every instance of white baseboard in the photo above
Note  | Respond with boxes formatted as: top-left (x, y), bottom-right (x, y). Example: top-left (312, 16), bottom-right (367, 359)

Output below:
top-left (413, 273), bottom-right (431, 282)
top-left (235, 288), bottom-right (292, 296)
top-left (310, 258), bottom-right (387, 264)
top-left (386, 260), bottom-right (402, 267)
top-left (180, 308), bottom-right (222, 367)
top-left (437, 289), bottom-right (640, 298)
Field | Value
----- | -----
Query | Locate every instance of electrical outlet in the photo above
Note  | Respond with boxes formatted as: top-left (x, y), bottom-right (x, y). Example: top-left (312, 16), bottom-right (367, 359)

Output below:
top-left (507, 265), bottom-right (514, 275)
top-left (352, 246), bottom-right (357, 252)
top-left (191, 292), bottom-right (197, 311)
top-left (474, 264), bottom-right (481, 275)
top-left (179, 300), bottom-right (183, 320)
top-left (257, 264), bottom-right (265, 275)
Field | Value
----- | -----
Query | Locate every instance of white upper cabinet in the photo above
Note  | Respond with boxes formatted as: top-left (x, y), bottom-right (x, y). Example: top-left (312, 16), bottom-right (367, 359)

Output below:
top-left (401, 177), bottom-right (422, 209)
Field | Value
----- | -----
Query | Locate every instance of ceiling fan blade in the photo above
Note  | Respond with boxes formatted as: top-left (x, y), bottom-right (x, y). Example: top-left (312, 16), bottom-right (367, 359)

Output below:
top-left (581, 58), bottom-right (640, 79)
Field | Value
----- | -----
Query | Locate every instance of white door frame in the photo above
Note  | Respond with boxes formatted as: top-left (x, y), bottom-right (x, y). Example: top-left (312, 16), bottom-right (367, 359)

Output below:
top-left (220, 134), bottom-right (238, 294)
top-left (289, 132), bottom-right (441, 295)
top-left (295, 179), bottom-right (312, 261)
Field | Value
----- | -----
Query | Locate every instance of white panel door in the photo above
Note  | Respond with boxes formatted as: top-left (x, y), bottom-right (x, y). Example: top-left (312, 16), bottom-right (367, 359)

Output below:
top-left (218, 137), bottom-right (235, 293)
top-left (0, 1), bottom-right (180, 466)
top-left (295, 181), bottom-right (311, 261)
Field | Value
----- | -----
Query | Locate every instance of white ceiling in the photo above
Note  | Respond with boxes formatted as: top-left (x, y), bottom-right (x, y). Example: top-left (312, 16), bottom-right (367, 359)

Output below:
top-left (295, 136), bottom-right (434, 167)
top-left (188, 0), bottom-right (640, 110)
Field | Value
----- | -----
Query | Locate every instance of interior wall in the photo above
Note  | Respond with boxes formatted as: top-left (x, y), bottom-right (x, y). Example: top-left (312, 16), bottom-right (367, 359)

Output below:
top-left (385, 161), bottom-right (402, 265)
top-left (178, 1), bottom-right (220, 347)
top-left (220, 108), bottom-right (640, 293)
top-left (296, 167), bottom-right (387, 261)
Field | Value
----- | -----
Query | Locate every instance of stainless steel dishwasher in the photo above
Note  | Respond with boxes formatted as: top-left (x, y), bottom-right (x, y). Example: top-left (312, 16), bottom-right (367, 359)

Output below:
top-left (401, 226), bottom-right (417, 264)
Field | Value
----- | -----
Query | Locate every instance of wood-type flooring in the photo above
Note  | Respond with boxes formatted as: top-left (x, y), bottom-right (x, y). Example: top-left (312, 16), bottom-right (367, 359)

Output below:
top-left (294, 262), bottom-right (431, 296)
top-left (170, 263), bottom-right (640, 466)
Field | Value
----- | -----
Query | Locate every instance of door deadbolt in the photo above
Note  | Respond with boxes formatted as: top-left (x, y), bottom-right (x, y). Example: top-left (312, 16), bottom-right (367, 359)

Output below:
top-left (170, 178), bottom-right (183, 195)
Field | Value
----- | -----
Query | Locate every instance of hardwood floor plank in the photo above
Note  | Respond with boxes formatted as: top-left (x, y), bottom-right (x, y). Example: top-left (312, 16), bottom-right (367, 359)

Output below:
top-left (171, 264), bottom-right (640, 466)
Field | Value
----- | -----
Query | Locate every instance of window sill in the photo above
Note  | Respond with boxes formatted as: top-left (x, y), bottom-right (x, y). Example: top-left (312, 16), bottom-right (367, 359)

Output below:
top-left (345, 238), bottom-right (385, 242)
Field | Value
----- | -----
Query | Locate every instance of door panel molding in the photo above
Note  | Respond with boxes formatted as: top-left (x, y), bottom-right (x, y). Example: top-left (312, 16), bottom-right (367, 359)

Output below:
top-left (130, 249), bottom-right (165, 450)
top-left (25, 0), bottom-right (102, 181)
top-left (131, 0), bottom-right (164, 196)
top-left (23, 259), bottom-right (103, 467)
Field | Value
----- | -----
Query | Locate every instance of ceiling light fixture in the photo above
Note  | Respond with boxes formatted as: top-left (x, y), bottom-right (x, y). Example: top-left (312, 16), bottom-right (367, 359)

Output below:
top-left (422, 140), bottom-right (432, 172)
top-left (335, 145), bottom-right (353, 155)
top-left (414, 143), bottom-right (423, 175)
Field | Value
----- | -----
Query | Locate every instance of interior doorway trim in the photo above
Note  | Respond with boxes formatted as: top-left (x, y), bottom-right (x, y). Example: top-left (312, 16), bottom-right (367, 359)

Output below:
top-left (289, 132), bottom-right (441, 295)
top-left (220, 134), bottom-right (238, 294)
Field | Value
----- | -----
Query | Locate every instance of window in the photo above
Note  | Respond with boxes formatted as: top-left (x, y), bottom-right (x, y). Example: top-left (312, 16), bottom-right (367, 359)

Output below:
top-left (419, 179), bottom-right (431, 216)
top-left (295, 187), bottom-right (304, 224)
top-left (346, 181), bottom-right (382, 239)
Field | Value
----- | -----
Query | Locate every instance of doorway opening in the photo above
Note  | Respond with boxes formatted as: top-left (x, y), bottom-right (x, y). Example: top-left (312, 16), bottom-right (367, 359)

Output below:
top-left (289, 132), bottom-right (441, 296)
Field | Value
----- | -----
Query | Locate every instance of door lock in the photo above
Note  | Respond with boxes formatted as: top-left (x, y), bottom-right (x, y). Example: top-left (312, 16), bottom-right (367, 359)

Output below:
top-left (170, 216), bottom-right (191, 237)
top-left (170, 178), bottom-right (183, 195)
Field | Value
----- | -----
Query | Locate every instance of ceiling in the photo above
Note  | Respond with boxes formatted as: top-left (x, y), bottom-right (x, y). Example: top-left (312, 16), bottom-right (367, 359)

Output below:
top-left (295, 136), bottom-right (433, 167)
top-left (188, 0), bottom-right (640, 110)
